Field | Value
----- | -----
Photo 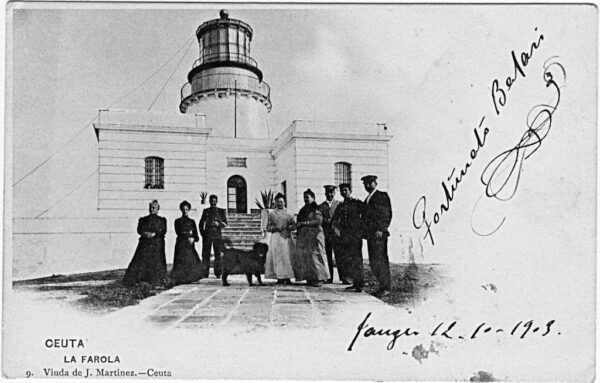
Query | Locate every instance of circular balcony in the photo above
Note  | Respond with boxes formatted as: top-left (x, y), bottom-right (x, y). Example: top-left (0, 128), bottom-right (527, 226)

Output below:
top-left (179, 73), bottom-right (271, 113)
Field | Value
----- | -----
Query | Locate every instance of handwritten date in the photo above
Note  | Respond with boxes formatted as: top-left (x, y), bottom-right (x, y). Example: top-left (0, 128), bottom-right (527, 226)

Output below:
top-left (348, 312), bottom-right (558, 351)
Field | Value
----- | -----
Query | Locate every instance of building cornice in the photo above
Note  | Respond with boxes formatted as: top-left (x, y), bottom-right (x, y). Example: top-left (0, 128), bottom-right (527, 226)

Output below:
top-left (94, 123), bottom-right (211, 138)
top-left (271, 121), bottom-right (393, 157)
top-left (206, 136), bottom-right (276, 153)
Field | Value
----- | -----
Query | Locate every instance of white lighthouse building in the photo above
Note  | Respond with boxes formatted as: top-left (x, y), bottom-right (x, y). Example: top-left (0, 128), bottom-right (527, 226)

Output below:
top-left (14, 10), bottom-right (392, 279)
top-left (94, 10), bottom-right (392, 215)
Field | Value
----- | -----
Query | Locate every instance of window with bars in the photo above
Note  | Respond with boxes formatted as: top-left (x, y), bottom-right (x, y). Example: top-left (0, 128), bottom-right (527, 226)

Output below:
top-left (144, 156), bottom-right (164, 189)
top-left (334, 162), bottom-right (352, 186)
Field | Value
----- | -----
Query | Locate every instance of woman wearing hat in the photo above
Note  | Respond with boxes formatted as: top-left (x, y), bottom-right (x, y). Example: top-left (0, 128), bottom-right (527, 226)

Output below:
top-left (123, 200), bottom-right (168, 287)
top-left (296, 189), bottom-right (330, 286)
top-left (171, 200), bottom-right (203, 284)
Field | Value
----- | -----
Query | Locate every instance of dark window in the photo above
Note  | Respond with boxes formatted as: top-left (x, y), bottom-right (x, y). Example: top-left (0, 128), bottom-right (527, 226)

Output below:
top-left (334, 162), bottom-right (352, 186)
top-left (144, 156), bottom-right (164, 189)
top-left (281, 181), bottom-right (287, 200)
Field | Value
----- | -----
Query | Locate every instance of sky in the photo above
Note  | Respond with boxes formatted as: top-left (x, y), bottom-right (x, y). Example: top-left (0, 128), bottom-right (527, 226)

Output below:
top-left (7, 3), bottom-right (597, 263)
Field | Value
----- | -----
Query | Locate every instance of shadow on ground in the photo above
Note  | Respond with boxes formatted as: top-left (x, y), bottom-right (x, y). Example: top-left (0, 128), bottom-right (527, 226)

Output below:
top-left (363, 262), bottom-right (447, 308)
top-left (12, 269), bottom-right (171, 315)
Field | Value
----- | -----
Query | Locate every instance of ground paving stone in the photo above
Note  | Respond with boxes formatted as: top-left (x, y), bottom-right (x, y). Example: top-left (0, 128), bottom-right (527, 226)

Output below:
top-left (109, 275), bottom-right (390, 330)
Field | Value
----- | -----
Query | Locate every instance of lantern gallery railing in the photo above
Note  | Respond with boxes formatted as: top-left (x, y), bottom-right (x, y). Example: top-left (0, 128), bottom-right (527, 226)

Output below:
top-left (180, 73), bottom-right (271, 104)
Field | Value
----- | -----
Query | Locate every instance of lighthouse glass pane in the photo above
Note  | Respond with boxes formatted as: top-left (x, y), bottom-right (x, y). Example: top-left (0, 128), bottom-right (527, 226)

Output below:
top-left (202, 34), bottom-right (209, 60)
top-left (219, 27), bottom-right (228, 60)
top-left (229, 28), bottom-right (238, 58)
top-left (206, 31), bottom-right (218, 61)
top-left (239, 33), bottom-right (244, 56)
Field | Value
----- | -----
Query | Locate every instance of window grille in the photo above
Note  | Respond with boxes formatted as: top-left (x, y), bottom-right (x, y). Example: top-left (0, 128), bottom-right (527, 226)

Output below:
top-left (144, 157), bottom-right (164, 189)
top-left (334, 162), bottom-right (352, 186)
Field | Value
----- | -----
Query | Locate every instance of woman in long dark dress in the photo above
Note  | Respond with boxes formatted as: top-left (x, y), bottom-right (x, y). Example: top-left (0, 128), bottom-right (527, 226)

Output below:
top-left (122, 200), bottom-right (167, 287)
top-left (171, 200), bottom-right (203, 284)
top-left (296, 189), bottom-right (330, 286)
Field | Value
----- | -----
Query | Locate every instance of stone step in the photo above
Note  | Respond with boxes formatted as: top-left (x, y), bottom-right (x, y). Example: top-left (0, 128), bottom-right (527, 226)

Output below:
top-left (223, 235), bottom-right (264, 241)
top-left (222, 229), bottom-right (263, 234)
top-left (222, 235), bottom-right (264, 240)
top-left (226, 220), bottom-right (262, 224)
top-left (223, 235), bottom-right (263, 243)
top-left (226, 220), bottom-right (262, 225)
top-left (224, 240), bottom-right (263, 247)
top-left (224, 224), bottom-right (262, 229)
top-left (226, 246), bottom-right (254, 251)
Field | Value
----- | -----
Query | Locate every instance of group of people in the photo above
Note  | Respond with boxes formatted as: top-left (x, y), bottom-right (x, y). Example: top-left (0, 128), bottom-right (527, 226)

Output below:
top-left (122, 174), bottom-right (392, 297)
top-left (264, 175), bottom-right (392, 296)
top-left (122, 195), bottom-right (228, 287)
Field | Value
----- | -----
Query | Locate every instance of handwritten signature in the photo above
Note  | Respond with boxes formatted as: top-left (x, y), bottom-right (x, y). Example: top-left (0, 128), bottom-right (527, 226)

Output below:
top-left (348, 312), bottom-right (558, 352)
top-left (472, 58), bottom-right (566, 236)
top-left (412, 28), bottom-right (567, 245)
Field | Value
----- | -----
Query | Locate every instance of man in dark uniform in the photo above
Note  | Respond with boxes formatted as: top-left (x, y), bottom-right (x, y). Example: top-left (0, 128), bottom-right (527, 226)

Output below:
top-left (332, 183), bottom-right (364, 292)
top-left (199, 195), bottom-right (228, 278)
top-left (319, 185), bottom-right (344, 284)
top-left (361, 175), bottom-right (392, 297)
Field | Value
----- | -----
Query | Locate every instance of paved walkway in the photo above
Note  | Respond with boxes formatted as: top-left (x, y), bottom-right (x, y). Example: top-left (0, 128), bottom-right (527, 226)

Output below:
top-left (110, 275), bottom-right (391, 330)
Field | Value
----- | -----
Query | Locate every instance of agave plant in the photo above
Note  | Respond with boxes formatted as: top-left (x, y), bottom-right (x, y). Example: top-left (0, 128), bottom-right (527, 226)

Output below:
top-left (199, 191), bottom-right (208, 204)
top-left (255, 189), bottom-right (275, 210)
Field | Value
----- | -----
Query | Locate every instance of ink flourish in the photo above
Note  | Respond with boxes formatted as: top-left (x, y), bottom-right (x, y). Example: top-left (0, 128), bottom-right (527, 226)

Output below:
top-left (473, 57), bottom-right (566, 235)
top-left (412, 28), bottom-right (545, 246)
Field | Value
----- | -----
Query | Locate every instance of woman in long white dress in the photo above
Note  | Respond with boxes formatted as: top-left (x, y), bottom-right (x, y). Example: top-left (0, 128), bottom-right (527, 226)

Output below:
top-left (265, 193), bottom-right (298, 284)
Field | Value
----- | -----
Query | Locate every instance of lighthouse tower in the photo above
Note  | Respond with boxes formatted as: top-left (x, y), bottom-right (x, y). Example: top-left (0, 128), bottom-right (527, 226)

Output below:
top-left (179, 10), bottom-right (271, 138)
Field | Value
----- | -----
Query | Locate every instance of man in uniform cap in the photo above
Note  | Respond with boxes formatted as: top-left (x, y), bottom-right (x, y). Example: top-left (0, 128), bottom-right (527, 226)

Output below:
top-left (361, 175), bottom-right (392, 297)
top-left (331, 183), bottom-right (365, 292)
top-left (199, 195), bottom-right (228, 278)
top-left (319, 185), bottom-right (345, 284)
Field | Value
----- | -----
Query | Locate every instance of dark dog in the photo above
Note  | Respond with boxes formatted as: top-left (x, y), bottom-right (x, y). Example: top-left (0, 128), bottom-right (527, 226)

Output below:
top-left (221, 241), bottom-right (268, 286)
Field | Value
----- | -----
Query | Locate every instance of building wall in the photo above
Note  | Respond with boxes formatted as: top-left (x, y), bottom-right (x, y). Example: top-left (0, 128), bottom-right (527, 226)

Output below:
top-left (205, 137), bottom-right (276, 211)
top-left (294, 139), bottom-right (390, 203)
top-left (95, 110), bottom-right (210, 213)
top-left (12, 217), bottom-right (135, 279)
top-left (11, 213), bottom-right (208, 280)
top-left (273, 134), bottom-right (298, 211)
top-left (273, 120), bottom-right (392, 211)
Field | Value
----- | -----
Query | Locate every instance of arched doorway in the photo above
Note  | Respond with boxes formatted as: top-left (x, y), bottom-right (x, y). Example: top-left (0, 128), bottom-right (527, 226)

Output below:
top-left (227, 175), bottom-right (247, 213)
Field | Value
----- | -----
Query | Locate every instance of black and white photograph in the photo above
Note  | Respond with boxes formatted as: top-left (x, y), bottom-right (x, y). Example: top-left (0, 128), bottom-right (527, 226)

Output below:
top-left (2, 2), bottom-right (597, 381)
